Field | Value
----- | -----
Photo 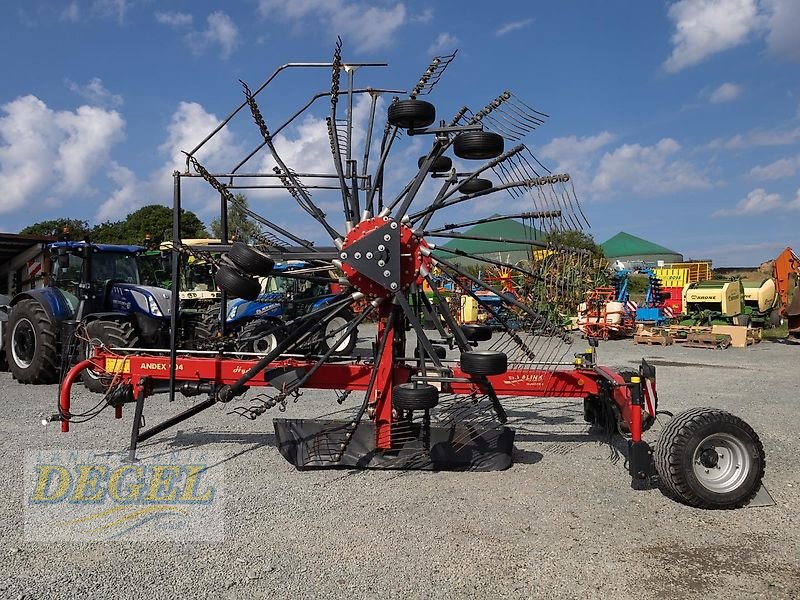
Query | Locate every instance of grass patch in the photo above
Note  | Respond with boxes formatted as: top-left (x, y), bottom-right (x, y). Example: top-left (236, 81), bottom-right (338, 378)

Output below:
top-left (762, 322), bottom-right (789, 340)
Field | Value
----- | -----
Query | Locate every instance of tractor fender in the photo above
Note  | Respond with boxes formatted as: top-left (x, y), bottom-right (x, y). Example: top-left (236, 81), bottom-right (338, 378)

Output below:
top-left (310, 295), bottom-right (336, 310)
top-left (9, 288), bottom-right (74, 323)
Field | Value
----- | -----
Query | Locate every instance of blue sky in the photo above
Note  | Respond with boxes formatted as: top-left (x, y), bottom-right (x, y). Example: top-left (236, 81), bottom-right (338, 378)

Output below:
top-left (0, 0), bottom-right (798, 266)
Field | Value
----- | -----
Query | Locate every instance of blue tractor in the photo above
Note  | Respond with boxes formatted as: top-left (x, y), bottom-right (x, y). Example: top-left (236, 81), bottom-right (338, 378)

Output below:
top-left (215, 262), bottom-right (358, 356)
top-left (4, 241), bottom-right (206, 390)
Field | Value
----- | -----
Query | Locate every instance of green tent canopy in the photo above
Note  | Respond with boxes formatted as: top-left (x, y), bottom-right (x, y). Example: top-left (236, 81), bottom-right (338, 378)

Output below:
top-left (432, 216), bottom-right (546, 260)
top-left (600, 231), bottom-right (679, 259)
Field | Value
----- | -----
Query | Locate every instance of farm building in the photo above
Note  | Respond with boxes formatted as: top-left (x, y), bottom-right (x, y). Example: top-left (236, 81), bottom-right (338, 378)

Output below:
top-left (431, 216), bottom-right (545, 268)
top-left (600, 231), bottom-right (683, 267)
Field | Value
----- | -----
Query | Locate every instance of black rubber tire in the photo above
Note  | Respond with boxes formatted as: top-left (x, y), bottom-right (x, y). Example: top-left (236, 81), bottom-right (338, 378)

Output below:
top-left (460, 324), bottom-right (492, 342)
top-left (453, 131), bottom-right (504, 160)
top-left (418, 155), bottom-right (452, 173)
top-left (458, 178), bottom-right (493, 194)
top-left (81, 320), bottom-right (140, 393)
top-left (388, 99), bottom-right (435, 129)
top-left (235, 319), bottom-right (284, 355)
top-left (393, 383), bottom-right (439, 411)
top-left (414, 345), bottom-right (447, 360)
top-left (317, 309), bottom-right (358, 355)
top-left (5, 300), bottom-right (59, 384)
top-left (654, 408), bottom-right (765, 509)
top-left (215, 265), bottom-right (261, 300)
top-left (228, 242), bottom-right (275, 277)
top-left (768, 310), bottom-right (782, 328)
top-left (460, 351), bottom-right (507, 376)
top-left (734, 314), bottom-right (752, 327)
top-left (180, 313), bottom-right (215, 350)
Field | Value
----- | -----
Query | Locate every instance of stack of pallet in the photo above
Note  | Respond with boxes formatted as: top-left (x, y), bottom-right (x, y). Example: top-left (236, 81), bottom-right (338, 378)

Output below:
top-left (633, 324), bottom-right (761, 349)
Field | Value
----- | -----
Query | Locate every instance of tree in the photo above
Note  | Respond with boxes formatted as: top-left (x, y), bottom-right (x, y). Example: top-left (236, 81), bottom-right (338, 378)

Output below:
top-left (545, 230), bottom-right (604, 259)
top-left (210, 193), bottom-right (261, 243)
top-left (20, 218), bottom-right (91, 240)
top-left (121, 205), bottom-right (208, 244)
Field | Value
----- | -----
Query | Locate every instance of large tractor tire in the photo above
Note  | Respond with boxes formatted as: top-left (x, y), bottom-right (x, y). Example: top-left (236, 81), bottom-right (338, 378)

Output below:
top-left (5, 300), bottom-right (59, 384)
top-left (654, 408), bottom-right (765, 509)
top-left (317, 309), bottom-right (358, 355)
top-left (81, 320), bottom-right (140, 393)
top-left (235, 319), bottom-right (285, 355)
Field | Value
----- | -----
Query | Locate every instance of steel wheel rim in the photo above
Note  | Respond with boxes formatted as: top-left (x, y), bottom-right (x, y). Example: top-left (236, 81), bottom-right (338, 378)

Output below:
top-left (325, 316), bottom-right (351, 351)
top-left (692, 432), bottom-right (752, 494)
top-left (11, 318), bottom-right (36, 368)
top-left (253, 333), bottom-right (278, 354)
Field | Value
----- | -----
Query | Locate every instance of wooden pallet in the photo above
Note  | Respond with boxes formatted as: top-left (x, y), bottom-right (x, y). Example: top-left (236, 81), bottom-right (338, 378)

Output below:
top-left (683, 332), bottom-right (732, 349)
top-left (634, 333), bottom-right (673, 346)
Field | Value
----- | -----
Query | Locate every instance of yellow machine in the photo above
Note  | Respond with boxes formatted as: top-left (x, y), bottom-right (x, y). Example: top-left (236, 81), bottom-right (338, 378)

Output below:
top-left (159, 239), bottom-right (223, 307)
top-left (742, 277), bottom-right (778, 314)
top-left (682, 280), bottom-right (744, 322)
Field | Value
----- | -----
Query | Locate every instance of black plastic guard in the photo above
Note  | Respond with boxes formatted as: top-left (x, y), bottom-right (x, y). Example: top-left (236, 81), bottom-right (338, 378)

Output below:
top-left (273, 418), bottom-right (515, 471)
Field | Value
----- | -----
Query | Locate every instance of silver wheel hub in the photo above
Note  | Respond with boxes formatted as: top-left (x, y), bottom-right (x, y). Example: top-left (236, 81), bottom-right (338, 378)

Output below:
top-left (692, 432), bottom-right (752, 494)
top-left (325, 316), bottom-right (351, 351)
top-left (11, 317), bottom-right (36, 369)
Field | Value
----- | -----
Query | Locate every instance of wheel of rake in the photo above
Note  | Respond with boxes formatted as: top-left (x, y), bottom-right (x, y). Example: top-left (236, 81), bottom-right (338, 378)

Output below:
top-left (460, 324), bottom-right (492, 342)
top-left (392, 383), bottom-right (439, 411)
top-left (215, 264), bottom-right (261, 300)
top-left (228, 242), bottom-right (275, 276)
top-left (388, 99), bottom-right (435, 129)
top-left (458, 178), bottom-right (493, 194)
top-left (453, 131), bottom-right (504, 160)
top-left (460, 351), bottom-right (508, 376)
top-left (418, 155), bottom-right (453, 173)
top-left (654, 408), bottom-right (765, 509)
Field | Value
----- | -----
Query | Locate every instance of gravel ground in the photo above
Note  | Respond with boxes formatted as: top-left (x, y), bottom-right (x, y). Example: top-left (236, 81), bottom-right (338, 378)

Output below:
top-left (0, 329), bottom-right (798, 599)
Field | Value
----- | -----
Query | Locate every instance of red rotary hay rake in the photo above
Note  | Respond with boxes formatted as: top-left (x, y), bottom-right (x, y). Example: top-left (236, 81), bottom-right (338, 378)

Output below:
top-left (56, 43), bottom-right (764, 509)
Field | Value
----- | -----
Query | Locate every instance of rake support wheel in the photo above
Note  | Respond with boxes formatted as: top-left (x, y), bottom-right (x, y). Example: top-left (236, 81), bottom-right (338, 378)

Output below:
top-left (460, 351), bottom-right (508, 376)
top-left (460, 324), bottom-right (492, 342)
top-left (393, 383), bottom-right (439, 411)
top-left (215, 265), bottom-right (261, 300)
top-left (654, 408), bottom-right (765, 509)
top-left (418, 155), bottom-right (453, 173)
top-left (228, 242), bottom-right (275, 276)
top-left (388, 99), bottom-right (435, 129)
top-left (458, 178), bottom-right (493, 194)
top-left (453, 131), bottom-right (504, 160)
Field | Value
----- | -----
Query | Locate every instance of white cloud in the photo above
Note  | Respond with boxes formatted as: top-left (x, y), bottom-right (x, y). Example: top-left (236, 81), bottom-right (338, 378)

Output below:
top-left (763, 0), bottom-right (800, 60)
top-left (663, 0), bottom-right (761, 73)
top-left (257, 0), bottom-right (407, 52)
top-left (427, 33), bottom-right (458, 56)
top-left (66, 77), bottom-right (123, 108)
top-left (713, 187), bottom-right (796, 216)
top-left (91, 0), bottom-right (131, 24)
top-left (592, 138), bottom-right (711, 195)
top-left (411, 8), bottom-right (433, 24)
top-left (539, 131), bottom-right (616, 187)
top-left (749, 155), bottom-right (800, 179)
top-left (495, 19), bottom-right (533, 36)
top-left (61, 2), bottom-right (80, 22)
top-left (707, 125), bottom-right (800, 149)
top-left (0, 95), bottom-right (125, 216)
top-left (708, 82), bottom-right (741, 103)
top-left (97, 100), bottom-right (246, 221)
top-left (186, 11), bottom-right (239, 59)
top-left (155, 11), bottom-right (193, 27)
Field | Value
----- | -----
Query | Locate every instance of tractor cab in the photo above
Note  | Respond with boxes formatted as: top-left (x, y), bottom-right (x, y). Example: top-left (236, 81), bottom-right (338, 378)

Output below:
top-left (49, 242), bottom-right (143, 316)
